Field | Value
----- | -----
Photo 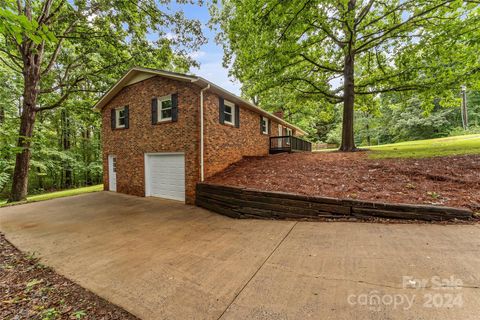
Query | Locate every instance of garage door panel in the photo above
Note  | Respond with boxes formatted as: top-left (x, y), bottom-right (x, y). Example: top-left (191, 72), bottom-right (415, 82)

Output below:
top-left (146, 154), bottom-right (185, 201)
top-left (150, 183), bottom-right (185, 192)
top-left (149, 171), bottom-right (184, 179)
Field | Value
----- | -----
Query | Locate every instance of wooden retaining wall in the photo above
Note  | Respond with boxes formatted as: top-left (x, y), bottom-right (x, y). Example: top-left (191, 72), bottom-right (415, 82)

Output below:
top-left (196, 183), bottom-right (475, 222)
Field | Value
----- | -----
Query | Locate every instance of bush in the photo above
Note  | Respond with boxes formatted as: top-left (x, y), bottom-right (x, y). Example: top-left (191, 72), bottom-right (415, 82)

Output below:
top-left (449, 126), bottom-right (480, 136)
top-left (325, 124), bottom-right (342, 145)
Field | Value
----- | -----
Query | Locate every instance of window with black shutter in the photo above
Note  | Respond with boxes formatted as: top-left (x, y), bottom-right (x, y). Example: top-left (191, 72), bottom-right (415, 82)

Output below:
top-left (111, 109), bottom-right (116, 130)
top-left (152, 94), bottom-right (176, 124)
top-left (220, 98), bottom-right (238, 127)
top-left (124, 106), bottom-right (129, 129)
top-left (234, 105), bottom-right (240, 128)
top-left (112, 106), bottom-right (128, 129)
top-left (224, 101), bottom-right (234, 124)
top-left (171, 93), bottom-right (178, 122)
top-left (151, 98), bottom-right (158, 124)
top-left (219, 97), bottom-right (225, 124)
top-left (261, 116), bottom-right (269, 134)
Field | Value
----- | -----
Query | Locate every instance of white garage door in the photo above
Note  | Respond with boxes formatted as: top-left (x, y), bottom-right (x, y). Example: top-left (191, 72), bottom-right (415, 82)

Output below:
top-left (145, 153), bottom-right (185, 201)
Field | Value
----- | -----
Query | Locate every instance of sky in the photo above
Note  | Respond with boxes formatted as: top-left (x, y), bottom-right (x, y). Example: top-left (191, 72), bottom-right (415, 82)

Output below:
top-left (168, 2), bottom-right (241, 95)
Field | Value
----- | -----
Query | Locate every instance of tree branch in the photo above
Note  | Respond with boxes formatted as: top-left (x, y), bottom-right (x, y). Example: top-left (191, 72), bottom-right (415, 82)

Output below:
top-left (300, 53), bottom-right (343, 73)
top-left (37, 0), bottom-right (53, 25)
top-left (278, 0), bottom-right (312, 41)
top-left (357, 0), bottom-right (416, 31)
top-left (293, 86), bottom-right (343, 103)
top-left (35, 92), bottom-right (70, 112)
top-left (354, 0), bottom-right (374, 28)
top-left (356, 1), bottom-right (454, 53)
top-left (0, 47), bottom-right (23, 69)
top-left (0, 56), bottom-right (22, 73)
top-left (284, 76), bottom-right (344, 101)
top-left (355, 85), bottom-right (422, 95)
top-left (310, 21), bottom-right (346, 47)
top-left (42, 20), bottom-right (78, 76)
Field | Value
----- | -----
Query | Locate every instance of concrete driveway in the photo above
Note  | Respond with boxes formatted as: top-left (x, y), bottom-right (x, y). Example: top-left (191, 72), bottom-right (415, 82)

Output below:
top-left (1, 192), bottom-right (479, 320)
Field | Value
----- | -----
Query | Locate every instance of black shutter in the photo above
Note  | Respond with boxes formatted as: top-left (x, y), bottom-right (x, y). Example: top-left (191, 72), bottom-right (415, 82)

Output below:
top-left (124, 106), bottom-right (129, 129)
top-left (235, 104), bottom-right (240, 128)
top-left (219, 97), bottom-right (225, 124)
top-left (268, 118), bottom-right (271, 134)
top-left (260, 115), bottom-right (263, 134)
top-left (111, 109), bottom-right (116, 129)
top-left (171, 93), bottom-right (178, 122)
top-left (151, 98), bottom-right (157, 124)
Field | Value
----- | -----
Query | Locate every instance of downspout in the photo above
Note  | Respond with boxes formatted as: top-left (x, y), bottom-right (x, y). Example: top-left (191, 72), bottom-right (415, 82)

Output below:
top-left (200, 84), bottom-right (210, 181)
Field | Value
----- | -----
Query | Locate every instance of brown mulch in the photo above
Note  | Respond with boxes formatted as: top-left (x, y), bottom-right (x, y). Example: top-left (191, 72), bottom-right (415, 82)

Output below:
top-left (0, 234), bottom-right (138, 320)
top-left (207, 152), bottom-right (480, 212)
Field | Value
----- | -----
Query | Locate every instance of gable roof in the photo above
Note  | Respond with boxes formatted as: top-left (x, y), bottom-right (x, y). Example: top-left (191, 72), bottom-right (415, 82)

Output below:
top-left (93, 67), bottom-right (307, 135)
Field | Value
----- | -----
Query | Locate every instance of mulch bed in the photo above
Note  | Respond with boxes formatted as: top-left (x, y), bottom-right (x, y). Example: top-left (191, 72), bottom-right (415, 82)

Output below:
top-left (0, 234), bottom-right (138, 320)
top-left (207, 152), bottom-right (480, 212)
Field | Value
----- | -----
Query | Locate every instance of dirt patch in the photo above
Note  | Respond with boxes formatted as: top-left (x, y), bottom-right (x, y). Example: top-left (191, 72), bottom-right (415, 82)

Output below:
top-left (207, 152), bottom-right (480, 212)
top-left (0, 233), bottom-right (138, 320)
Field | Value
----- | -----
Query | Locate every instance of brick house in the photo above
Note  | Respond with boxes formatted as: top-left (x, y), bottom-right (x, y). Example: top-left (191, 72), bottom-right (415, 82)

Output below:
top-left (94, 67), bottom-right (308, 204)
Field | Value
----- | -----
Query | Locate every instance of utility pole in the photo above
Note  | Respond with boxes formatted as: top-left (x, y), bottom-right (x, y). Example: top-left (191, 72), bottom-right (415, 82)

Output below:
top-left (460, 85), bottom-right (468, 130)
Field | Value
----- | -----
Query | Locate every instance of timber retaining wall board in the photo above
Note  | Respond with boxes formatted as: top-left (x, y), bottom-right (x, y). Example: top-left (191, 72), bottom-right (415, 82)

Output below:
top-left (196, 183), bottom-right (474, 222)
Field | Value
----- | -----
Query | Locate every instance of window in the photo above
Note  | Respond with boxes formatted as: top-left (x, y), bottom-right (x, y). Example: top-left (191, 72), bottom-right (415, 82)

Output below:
top-left (261, 117), bottom-right (269, 134)
top-left (116, 107), bottom-right (126, 128)
top-left (224, 100), bottom-right (235, 125)
top-left (158, 96), bottom-right (173, 122)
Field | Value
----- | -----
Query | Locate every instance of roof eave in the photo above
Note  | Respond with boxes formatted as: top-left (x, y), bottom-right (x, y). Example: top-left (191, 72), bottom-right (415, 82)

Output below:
top-left (93, 67), bottom-right (197, 111)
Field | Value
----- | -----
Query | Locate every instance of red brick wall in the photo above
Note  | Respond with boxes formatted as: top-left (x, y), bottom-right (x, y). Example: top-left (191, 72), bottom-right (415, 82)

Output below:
top-left (202, 91), bottom-right (287, 178)
top-left (101, 76), bottom-right (200, 204)
top-left (101, 75), bottom-right (300, 203)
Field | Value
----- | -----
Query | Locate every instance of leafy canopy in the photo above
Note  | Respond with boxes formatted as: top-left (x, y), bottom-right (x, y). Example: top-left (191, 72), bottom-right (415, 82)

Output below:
top-left (213, 0), bottom-right (480, 134)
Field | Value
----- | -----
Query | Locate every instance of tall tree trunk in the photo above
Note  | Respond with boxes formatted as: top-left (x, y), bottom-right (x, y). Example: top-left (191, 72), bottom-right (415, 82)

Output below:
top-left (61, 109), bottom-right (73, 188)
top-left (8, 80), bottom-right (38, 201)
top-left (366, 122), bottom-right (371, 146)
top-left (340, 52), bottom-right (356, 151)
top-left (8, 34), bottom-right (43, 202)
top-left (83, 126), bottom-right (93, 185)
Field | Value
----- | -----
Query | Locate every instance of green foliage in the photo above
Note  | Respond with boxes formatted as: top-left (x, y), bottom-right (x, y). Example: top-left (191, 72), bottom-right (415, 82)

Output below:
top-left (26, 278), bottom-right (44, 292)
top-left (71, 310), bottom-right (87, 319)
top-left (0, 0), bottom-right (56, 44)
top-left (325, 124), bottom-right (342, 145)
top-left (0, 0), bottom-right (207, 199)
top-left (214, 0), bottom-right (480, 147)
top-left (321, 88), bottom-right (480, 147)
top-left (449, 126), bottom-right (480, 136)
top-left (41, 307), bottom-right (60, 320)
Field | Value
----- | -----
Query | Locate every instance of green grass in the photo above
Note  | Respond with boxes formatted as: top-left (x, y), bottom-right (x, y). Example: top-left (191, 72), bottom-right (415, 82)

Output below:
top-left (0, 184), bottom-right (103, 208)
top-left (368, 134), bottom-right (480, 159)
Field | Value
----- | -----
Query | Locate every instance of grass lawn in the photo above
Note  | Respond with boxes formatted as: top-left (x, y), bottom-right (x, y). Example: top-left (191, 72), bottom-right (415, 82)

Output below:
top-left (368, 134), bottom-right (480, 159)
top-left (0, 184), bottom-right (103, 208)
top-left (316, 134), bottom-right (480, 159)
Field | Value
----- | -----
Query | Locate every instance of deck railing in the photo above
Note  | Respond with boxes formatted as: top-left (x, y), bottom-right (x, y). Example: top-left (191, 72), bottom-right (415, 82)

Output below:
top-left (269, 136), bottom-right (312, 154)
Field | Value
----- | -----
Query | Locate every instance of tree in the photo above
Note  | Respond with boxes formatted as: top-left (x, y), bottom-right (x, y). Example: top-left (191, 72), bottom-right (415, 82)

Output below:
top-left (1, 0), bottom-right (205, 202)
top-left (214, 0), bottom-right (480, 151)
